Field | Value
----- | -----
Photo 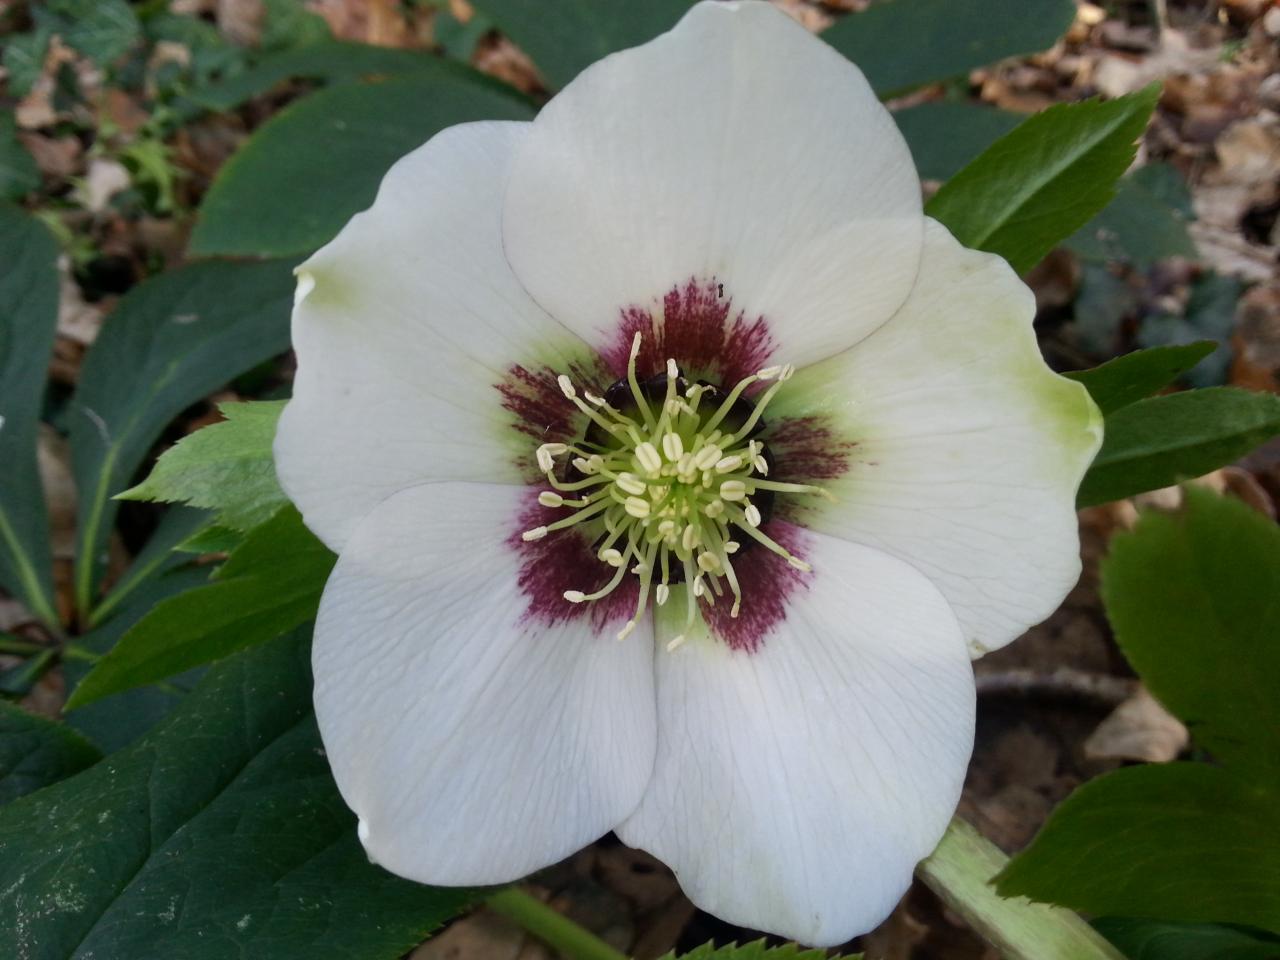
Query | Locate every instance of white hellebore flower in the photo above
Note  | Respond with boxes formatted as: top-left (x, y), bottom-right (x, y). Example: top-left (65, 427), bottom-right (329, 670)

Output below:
top-left (274, 0), bottom-right (1102, 947)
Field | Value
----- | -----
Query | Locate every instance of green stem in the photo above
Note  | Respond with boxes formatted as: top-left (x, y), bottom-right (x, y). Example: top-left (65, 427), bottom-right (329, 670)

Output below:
top-left (0, 634), bottom-right (47, 656)
top-left (0, 508), bottom-right (61, 631)
top-left (487, 888), bottom-right (628, 960)
top-left (917, 818), bottom-right (1126, 960)
top-left (61, 643), bottom-right (101, 663)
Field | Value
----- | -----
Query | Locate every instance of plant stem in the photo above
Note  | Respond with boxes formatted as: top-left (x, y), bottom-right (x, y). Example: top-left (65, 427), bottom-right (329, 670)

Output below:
top-left (917, 818), bottom-right (1126, 960)
top-left (0, 634), bottom-right (46, 656)
top-left (487, 887), bottom-right (629, 960)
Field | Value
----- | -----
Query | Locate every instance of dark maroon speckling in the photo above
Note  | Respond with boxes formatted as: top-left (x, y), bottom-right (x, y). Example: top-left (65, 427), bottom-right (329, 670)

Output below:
top-left (703, 521), bottom-right (813, 653)
top-left (604, 278), bottom-right (777, 384)
top-left (510, 495), bottom-right (638, 630)
top-left (765, 416), bottom-right (856, 482)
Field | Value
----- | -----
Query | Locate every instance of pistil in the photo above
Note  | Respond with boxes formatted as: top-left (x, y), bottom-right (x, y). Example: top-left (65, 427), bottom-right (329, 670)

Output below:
top-left (522, 333), bottom-right (830, 647)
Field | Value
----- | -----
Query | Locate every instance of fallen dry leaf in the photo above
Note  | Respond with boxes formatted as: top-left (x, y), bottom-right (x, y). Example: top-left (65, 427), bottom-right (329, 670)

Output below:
top-left (1085, 686), bottom-right (1189, 763)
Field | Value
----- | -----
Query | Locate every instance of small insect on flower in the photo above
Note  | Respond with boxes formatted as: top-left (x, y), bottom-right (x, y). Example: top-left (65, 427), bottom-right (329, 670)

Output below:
top-left (273, 0), bottom-right (1102, 946)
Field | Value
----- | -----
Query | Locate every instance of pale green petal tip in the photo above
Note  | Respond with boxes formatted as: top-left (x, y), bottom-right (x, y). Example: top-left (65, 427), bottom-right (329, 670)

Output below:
top-left (292, 267), bottom-right (317, 308)
top-left (1044, 370), bottom-right (1106, 469)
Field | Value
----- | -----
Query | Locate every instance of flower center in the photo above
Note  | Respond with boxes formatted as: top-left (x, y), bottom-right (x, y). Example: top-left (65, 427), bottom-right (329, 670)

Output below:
top-left (522, 333), bottom-right (829, 650)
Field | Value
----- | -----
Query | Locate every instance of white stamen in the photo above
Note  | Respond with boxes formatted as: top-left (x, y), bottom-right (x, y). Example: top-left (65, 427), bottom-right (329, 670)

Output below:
top-left (693, 445), bottom-right (722, 471)
top-left (666, 358), bottom-right (679, 380)
top-left (715, 455), bottom-right (743, 473)
top-left (757, 364), bottom-right (783, 380)
top-left (537, 442), bottom-right (567, 472)
top-left (725, 540), bottom-right (740, 553)
top-left (666, 634), bottom-right (687, 652)
top-left (617, 620), bottom-right (637, 641)
top-left (655, 584), bottom-right (670, 605)
top-left (788, 557), bottom-right (811, 572)
top-left (720, 480), bottom-right (748, 501)
top-left (564, 590), bottom-right (587, 602)
top-left (682, 524), bottom-right (700, 551)
top-left (662, 432), bottom-right (684, 461)
top-left (697, 552), bottom-right (721, 573)
top-left (600, 548), bottom-right (624, 567)
top-left (522, 526), bottom-right (548, 541)
top-left (584, 389), bottom-right (605, 406)
top-left (624, 497), bottom-right (651, 519)
top-left (557, 374), bottom-right (576, 399)
top-left (744, 503), bottom-right (762, 527)
top-left (635, 442), bottom-right (662, 475)
top-left (616, 472), bottom-right (647, 496)
top-left (538, 491), bottom-right (564, 508)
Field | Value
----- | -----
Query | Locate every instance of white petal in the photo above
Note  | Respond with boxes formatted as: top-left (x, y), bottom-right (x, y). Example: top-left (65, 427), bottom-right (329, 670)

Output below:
top-left (618, 530), bottom-right (974, 946)
top-left (503, 0), bottom-right (923, 371)
top-left (314, 481), bottom-right (657, 885)
top-left (275, 121), bottom-right (593, 552)
top-left (772, 219), bottom-right (1103, 656)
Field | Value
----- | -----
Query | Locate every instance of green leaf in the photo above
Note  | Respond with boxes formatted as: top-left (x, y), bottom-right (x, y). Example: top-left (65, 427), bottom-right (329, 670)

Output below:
top-left (50, 0), bottom-right (142, 65)
top-left (0, 701), bottom-right (100, 805)
top-left (1139, 272), bottom-right (1241, 389)
top-left (998, 491), bottom-right (1280, 934)
top-left (927, 86), bottom-right (1159, 274)
top-left (1101, 488), bottom-right (1280, 780)
top-left (1077, 388), bottom-right (1280, 507)
top-left (261, 0), bottom-right (331, 51)
top-left (0, 203), bottom-right (60, 628)
top-left (64, 566), bottom-right (212, 753)
top-left (0, 114), bottom-right (40, 201)
top-left (189, 71), bottom-right (534, 259)
top-left (187, 40), bottom-right (449, 112)
top-left (145, 12), bottom-right (244, 86)
top-left (1064, 342), bottom-right (1217, 415)
top-left (1094, 918), bottom-right (1280, 960)
top-left (1067, 163), bottom-right (1197, 266)
top-left (0, 630), bottom-right (476, 960)
top-left (893, 101), bottom-right (1022, 181)
top-left (0, 648), bottom-right (55, 696)
top-left (119, 401), bottom-right (288, 532)
top-left (661, 941), bottom-right (853, 960)
top-left (996, 763), bottom-right (1280, 934)
top-left (823, 0), bottom-right (1075, 97)
top-left (469, 0), bottom-right (694, 89)
top-left (87, 505), bottom-right (209, 630)
top-left (67, 258), bottom-right (295, 617)
top-left (1, 29), bottom-right (51, 98)
top-left (1073, 262), bottom-right (1139, 355)
top-left (176, 523), bottom-right (243, 554)
top-left (67, 508), bottom-right (334, 710)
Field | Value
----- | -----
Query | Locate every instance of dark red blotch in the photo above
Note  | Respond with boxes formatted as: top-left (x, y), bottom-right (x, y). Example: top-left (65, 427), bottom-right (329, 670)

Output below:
top-left (703, 521), bottom-right (813, 653)
top-left (604, 278), bottom-right (776, 384)
top-left (510, 495), bottom-right (637, 630)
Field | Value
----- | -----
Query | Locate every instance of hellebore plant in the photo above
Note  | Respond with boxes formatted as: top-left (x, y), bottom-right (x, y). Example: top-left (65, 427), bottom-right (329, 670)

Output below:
top-left (274, 0), bottom-right (1101, 946)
